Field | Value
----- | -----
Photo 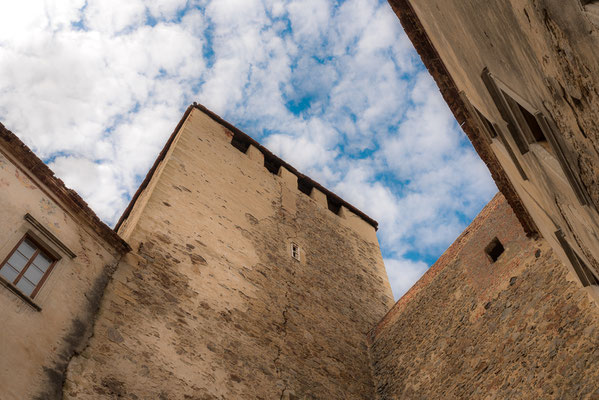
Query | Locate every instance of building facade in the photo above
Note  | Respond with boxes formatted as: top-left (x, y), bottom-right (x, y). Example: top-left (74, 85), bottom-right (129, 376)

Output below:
top-left (387, 0), bottom-right (599, 303)
top-left (370, 193), bottom-right (599, 398)
top-left (61, 105), bottom-right (394, 399)
top-left (0, 124), bottom-right (129, 399)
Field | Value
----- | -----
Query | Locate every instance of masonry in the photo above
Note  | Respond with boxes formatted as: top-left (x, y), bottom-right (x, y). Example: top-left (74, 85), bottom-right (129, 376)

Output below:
top-left (61, 105), bottom-right (394, 399)
top-left (370, 193), bottom-right (599, 399)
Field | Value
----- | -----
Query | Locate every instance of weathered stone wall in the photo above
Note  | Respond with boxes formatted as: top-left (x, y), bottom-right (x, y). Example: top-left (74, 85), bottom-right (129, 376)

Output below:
top-left (0, 141), bottom-right (125, 399)
top-left (370, 194), bottom-right (599, 399)
top-left (388, 0), bottom-right (599, 293)
top-left (64, 107), bottom-right (394, 399)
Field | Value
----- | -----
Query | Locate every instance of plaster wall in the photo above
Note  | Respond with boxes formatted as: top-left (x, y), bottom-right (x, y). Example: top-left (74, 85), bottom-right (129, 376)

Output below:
top-left (0, 147), bottom-right (124, 399)
top-left (370, 194), bottom-right (599, 399)
top-left (390, 0), bottom-right (599, 295)
top-left (64, 108), bottom-right (394, 399)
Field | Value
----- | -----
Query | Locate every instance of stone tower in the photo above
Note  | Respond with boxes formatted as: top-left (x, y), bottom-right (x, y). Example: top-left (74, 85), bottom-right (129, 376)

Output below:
top-left (63, 105), bottom-right (394, 399)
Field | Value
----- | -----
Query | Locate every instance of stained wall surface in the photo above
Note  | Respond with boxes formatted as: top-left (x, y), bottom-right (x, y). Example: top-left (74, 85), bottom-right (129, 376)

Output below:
top-left (64, 107), bottom-right (394, 399)
top-left (370, 194), bottom-right (599, 399)
top-left (388, 0), bottom-right (599, 299)
top-left (0, 136), bottom-right (126, 399)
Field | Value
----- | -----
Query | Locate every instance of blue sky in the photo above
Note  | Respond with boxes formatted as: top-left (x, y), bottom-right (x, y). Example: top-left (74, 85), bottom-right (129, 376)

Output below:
top-left (0, 0), bottom-right (496, 299)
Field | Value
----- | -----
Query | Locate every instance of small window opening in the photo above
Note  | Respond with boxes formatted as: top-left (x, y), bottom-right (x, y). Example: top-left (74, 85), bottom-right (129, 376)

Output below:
top-left (291, 243), bottom-right (300, 261)
top-left (517, 102), bottom-right (547, 144)
top-left (327, 197), bottom-right (342, 215)
top-left (485, 237), bottom-right (505, 262)
top-left (264, 156), bottom-right (281, 175)
top-left (231, 135), bottom-right (250, 153)
top-left (297, 178), bottom-right (313, 196)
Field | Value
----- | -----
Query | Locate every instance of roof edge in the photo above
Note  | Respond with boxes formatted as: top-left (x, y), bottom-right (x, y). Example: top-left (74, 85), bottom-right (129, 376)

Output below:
top-left (116, 103), bottom-right (379, 232)
top-left (0, 123), bottom-right (130, 254)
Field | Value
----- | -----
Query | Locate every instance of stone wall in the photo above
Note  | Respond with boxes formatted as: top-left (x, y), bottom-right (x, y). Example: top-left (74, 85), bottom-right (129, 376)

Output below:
top-left (64, 107), bottom-right (394, 399)
top-left (369, 194), bottom-right (599, 399)
top-left (0, 134), bottom-right (126, 399)
top-left (388, 0), bottom-right (599, 295)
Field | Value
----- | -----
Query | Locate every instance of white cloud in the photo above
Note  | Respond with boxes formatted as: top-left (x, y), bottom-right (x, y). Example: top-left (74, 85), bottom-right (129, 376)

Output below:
top-left (0, 0), bottom-right (496, 300)
top-left (384, 257), bottom-right (429, 299)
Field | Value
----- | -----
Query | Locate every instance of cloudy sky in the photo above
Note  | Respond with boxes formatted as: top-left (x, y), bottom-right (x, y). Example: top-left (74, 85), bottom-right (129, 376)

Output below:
top-left (0, 0), bottom-right (496, 299)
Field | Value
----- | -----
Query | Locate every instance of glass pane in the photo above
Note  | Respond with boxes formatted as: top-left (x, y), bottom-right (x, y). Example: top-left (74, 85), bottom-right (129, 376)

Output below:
top-left (6, 251), bottom-right (29, 272)
top-left (15, 277), bottom-right (35, 296)
top-left (23, 264), bottom-right (45, 285)
top-left (0, 264), bottom-right (19, 282)
top-left (18, 239), bottom-right (37, 259)
top-left (32, 253), bottom-right (52, 272)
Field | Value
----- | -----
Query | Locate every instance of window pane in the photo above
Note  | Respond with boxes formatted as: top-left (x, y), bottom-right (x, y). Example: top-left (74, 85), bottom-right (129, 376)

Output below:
top-left (23, 264), bottom-right (45, 285)
top-left (32, 253), bottom-right (52, 273)
top-left (0, 264), bottom-right (20, 282)
top-left (15, 277), bottom-right (35, 296)
top-left (6, 251), bottom-right (29, 272)
top-left (18, 239), bottom-right (37, 259)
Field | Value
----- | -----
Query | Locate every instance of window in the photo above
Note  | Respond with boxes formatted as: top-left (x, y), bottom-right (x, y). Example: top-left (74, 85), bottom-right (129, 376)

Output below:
top-left (485, 237), bottom-right (505, 262)
top-left (290, 243), bottom-right (300, 261)
top-left (0, 235), bottom-right (57, 298)
top-left (556, 230), bottom-right (599, 287)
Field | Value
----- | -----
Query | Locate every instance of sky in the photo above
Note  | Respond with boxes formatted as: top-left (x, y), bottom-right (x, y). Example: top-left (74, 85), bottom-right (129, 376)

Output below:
top-left (0, 0), bottom-right (496, 299)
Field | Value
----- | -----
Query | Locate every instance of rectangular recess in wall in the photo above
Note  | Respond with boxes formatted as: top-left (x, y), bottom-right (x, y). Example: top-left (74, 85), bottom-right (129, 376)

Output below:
top-left (555, 229), bottom-right (599, 287)
top-left (264, 155), bottom-right (281, 175)
top-left (464, 85), bottom-right (528, 181)
top-left (231, 134), bottom-right (250, 153)
top-left (297, 177), bottom-right (313, 196)
top-left (536, 115), bottom-right (590, 207)
top-left (327, 197), bottom-right (342, 215)
top-left (481, 68), bottom-right (530, 155)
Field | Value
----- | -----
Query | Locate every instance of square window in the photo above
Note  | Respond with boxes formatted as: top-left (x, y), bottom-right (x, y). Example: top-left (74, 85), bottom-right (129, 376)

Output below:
top-left (0, 235), bottom-right (57, 298)
top-left (485, 238), bottom-right (505, 262)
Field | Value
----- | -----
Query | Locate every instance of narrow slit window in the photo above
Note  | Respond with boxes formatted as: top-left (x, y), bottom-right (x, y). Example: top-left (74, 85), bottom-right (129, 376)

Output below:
top-left (290, 243), bottom-right (300, 261)
top-left (485, 237), bottom-right (505, 262)
top-left (0, 236), bottom-right (57, 298)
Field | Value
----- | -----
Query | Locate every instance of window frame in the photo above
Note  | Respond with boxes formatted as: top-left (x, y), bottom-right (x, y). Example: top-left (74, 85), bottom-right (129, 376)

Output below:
top-left (0, 233), bottom-right (59, 299)
top-left (481, 68), bottom-right (592, 207)
top-left (290, 243), bottom-right (301, 261)
top-left (555, 229), bottom-right (599, 289)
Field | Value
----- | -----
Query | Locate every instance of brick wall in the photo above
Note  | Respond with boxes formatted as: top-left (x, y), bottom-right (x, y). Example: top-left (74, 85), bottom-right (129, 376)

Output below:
top-left (370, 194), bottom-right (599, 399)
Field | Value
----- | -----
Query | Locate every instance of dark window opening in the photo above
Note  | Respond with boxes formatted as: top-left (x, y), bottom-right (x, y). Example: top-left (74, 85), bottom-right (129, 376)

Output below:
top-left (297, 178), bottom-right (313, 196)
top-left (264, 156), bottom-right (281, 175)
top-left (485, 237), bottom-right (505, 262)
top-left (556, 230), bottom-right (599, 287)
top-left (231, 135), bottom-right (250, 153)
top-left (517, 103), bottom-right (547, 143)
top-left (0, 235), bottom-right (58, 299)
top-left (327, 197), bottom-right (342, 215)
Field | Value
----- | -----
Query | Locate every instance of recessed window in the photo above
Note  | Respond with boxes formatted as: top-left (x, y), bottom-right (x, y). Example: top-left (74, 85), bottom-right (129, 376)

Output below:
top-left (556, 230), bottom-right (599, 287)
top-left (290, 243), bottom-right (300, 261)
top-left (0, 236), bottom-right (57, 298)
top-left (485, 237), bottom-right (505, 262)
